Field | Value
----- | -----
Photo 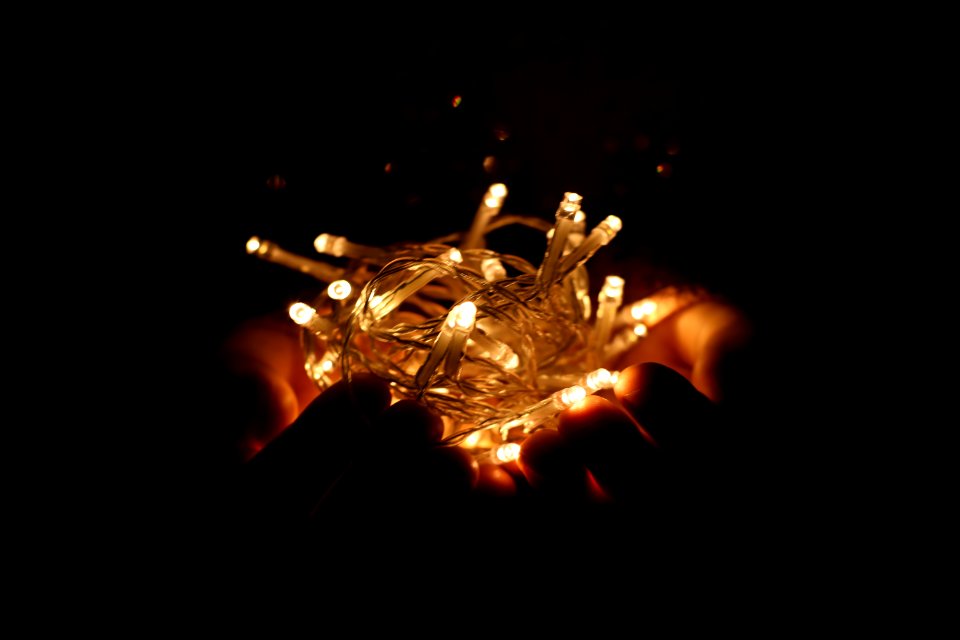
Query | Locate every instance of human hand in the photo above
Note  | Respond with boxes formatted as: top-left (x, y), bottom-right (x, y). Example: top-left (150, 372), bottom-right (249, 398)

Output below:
top-left (214, 293), bottom-right (753, 508)
top-left (517, 297), bottom-right (754, 502)
top-left (237, 372), bottom-right (479, 526)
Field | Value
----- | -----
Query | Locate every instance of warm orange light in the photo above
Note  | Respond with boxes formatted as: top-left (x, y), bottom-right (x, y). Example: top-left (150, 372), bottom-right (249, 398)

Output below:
top-left (289, 302), bottom-right (317, 325)
top-left (631, 299), bottom-right (658, 320)
top-left (495, 442), bottom-right (521, 463)
top-left (327, 280), bottom-right (352, 300)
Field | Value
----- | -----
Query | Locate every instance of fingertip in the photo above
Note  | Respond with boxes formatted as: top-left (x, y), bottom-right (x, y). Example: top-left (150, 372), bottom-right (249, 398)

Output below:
top-left (375, 399), bottom-right (445, 448)
top-left (294, 372), bottom-right (392, 431)
top-left (519, 429), bottom-right (589, 498)
top-left (340, 373), bottom-right (394, 421)
top-left (615, 361), bottom-right (691, 409)
top-left (615, 362), bottom-right (714, 451)
top-left (559, 395), bottom-right (655, 447)
top-left (476, 463), bottom-right (517, 497)
top-left (558, 395), bottom-right (657, 501)
top-left (413, 446), bottom-right (480, 496)
top-left (218, 371), bottom-right (300, 457)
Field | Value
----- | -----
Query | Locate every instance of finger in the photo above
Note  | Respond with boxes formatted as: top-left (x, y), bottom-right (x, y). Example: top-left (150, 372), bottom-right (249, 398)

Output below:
top-left (616, 362), bottom-right (743, 505)
top-left (212, 370), bottom-right (300, 462)
top-left (475, 463), bottom-right (517, 497)
top-left (519, 429), bottom-right (590, 500)
top-left (221, 314), bottom-right (320, 414)
top-left (373, 399), bottom-right (445, 450)
top-left (322, 445), bottom-right (479, 515)
top-left (558, 395), bottom-right (659, 501)
top-left (614, 362), bottom-right (717, 455)
top-left (243, 373), bottom-right (392, 519)
top-left (614, 301), bottom-right (750, 402)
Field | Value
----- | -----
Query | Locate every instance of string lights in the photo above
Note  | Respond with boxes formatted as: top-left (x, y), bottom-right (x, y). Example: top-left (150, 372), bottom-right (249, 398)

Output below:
top-left (246, 185), bottom-right (670, 462)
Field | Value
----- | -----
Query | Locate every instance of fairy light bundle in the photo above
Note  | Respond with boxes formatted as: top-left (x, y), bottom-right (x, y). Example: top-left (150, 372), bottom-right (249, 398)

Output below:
top-left (246, 185), bottom-right (659, 464)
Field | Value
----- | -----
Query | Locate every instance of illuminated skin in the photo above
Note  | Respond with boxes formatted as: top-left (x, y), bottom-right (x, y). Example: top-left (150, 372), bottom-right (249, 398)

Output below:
top-left (217, 294), bottom-right (750, 506)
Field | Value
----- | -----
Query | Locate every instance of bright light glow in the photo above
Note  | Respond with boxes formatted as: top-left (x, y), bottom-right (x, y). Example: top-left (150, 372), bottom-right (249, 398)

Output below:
top-left (314, 233), bottom-right (332, 253)
top-left (560, 385), bottom-right (587, 408)
top-left (327, 279), bottom-right (352, 300)
top-left (249, 188), bottom-right (636, 459)
top-left (463, 431), bottom-right (482, 448)
top-left (495, 442), bottom-right (521, 463)
top-left (481, 258), bottom-right (507, 281)
top-left (631, 299), bottom-right (658, 320)
top-left (447, 301), bottom-right (477, 330)
top-left (289, 302), bottom-right (317, 325)
top-left (584, 368), bottom-right (614, 392)
top-left (601, 275), bottom-right (625, 299)
top-left (314, 233), bottom-right (347, 257)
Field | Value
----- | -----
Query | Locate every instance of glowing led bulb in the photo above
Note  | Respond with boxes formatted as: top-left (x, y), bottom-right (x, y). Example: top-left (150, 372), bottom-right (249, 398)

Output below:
top-left (557, 215), bottom-right (623, 278)
top-left (581, 368), bottom-right (618, 393)
top-left (327, 279), bottom-right (352, 300)
top-left (560, 384), bottom-right (587, 407)
top-left (463, 183), bottom-right (509, 249)
top-left (603, 215), bottom-right (622, 233)
top-left (446, 248), bottom-right (463, 264)
top-left (537, 193), bottom-right (583, 288)
top-left (494, 442), bottom-right (521, 464)
top-left (314, 233), bottom-right (386, 260)
top-left (634, 323), bottom-right (648, 337)
top-left (492, 383), bottom-right (589, 439)
top-left (564, 209), bottom-right (588, 254)
top-left (447, 300), bottom-right (477, 330)
top-left (481, 257), bottom-right (507, 281)
top-left (601, 275), bottom-right (625, 300)
top-left (462, 431), bottom-right (482, 448)
top-left (415, 300), bottom-right (479, 389)
top-left (489, 183), bottom-right (508, 200)
top-left (288, 301), bottom-right (335, 335)
top-left (289, 302), bottom-right (317, 325)
top-left (314, 233), bottom-right (347, 257)
top-left (631, 299), bottom-right (658, 320)
top-left (592, 275), bottom-right (626, 352)
top-left (246, 236), bottom-right (343, 282)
